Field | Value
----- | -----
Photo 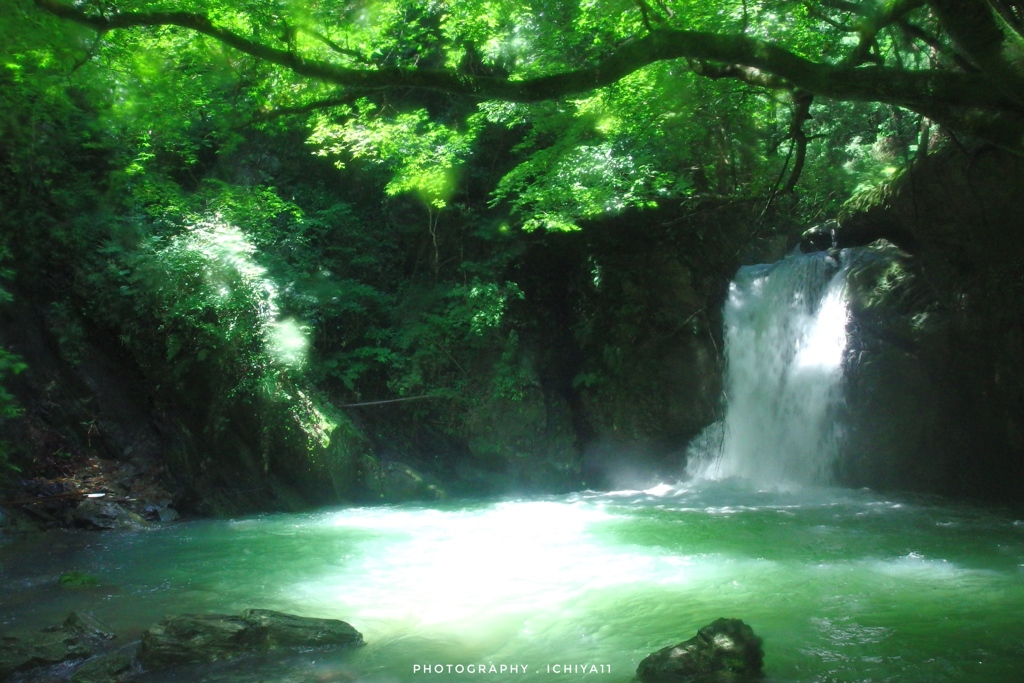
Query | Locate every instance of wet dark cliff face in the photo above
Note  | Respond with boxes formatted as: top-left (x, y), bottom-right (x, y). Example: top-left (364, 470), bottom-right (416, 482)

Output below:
top-left (0, 198), bottom-right (768, 514)
top-left (382, 200), bottom-right (775, 496)
top-left (0, 296), bottom-right (374, 518)
top-left (6, 142), bottom-right (1021, 513)
top-left (511, 208), bottom-right (747, 491)
top-left (833, 147), bottom-right (1024, 503)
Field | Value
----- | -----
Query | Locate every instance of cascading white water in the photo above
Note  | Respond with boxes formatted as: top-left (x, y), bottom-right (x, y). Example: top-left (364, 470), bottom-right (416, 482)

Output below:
top-left (687, 250), bottom-right (853, 488)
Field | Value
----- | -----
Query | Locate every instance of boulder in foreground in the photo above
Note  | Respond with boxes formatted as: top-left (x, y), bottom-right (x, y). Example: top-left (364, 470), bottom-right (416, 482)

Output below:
top-left (0, 611), bottom-right (115, 680)
top-left (636, 617), bottom-right (763, 682)
top-left (138, 608), bottom-right (363, 668)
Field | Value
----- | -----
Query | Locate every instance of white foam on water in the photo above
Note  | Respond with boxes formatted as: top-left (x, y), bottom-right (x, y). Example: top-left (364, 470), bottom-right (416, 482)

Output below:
top-left (687, 251), bottom-right (852, 487)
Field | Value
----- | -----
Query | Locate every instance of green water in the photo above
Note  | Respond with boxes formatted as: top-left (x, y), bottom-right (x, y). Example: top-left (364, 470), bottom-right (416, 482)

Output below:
top-left (3, 482), bottom-right (1024, 682)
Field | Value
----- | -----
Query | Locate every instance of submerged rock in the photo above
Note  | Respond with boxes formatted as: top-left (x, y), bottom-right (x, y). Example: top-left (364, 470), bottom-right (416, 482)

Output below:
top-left (70, 647), bottom-right (136, 683)
top-left (63, 612), bottom-right (117, 642)
top-left (636, 618), bottom-right (763, 682)
top-left (0, 505), bottom-right (42, 534)
top-left (241, 609), bottom-right (363, 649)
top-left (60, 570), bottom-right (102, 588)
top-left (137, 614), bottom-right (252, 668)
top-left (137, 609), bottom-right (363, 668)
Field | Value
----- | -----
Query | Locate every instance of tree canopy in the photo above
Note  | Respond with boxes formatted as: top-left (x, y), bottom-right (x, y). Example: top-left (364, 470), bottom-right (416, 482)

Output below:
top-left (26, 0), bottom-right (1024, 118)
top-left (9, 0), bottom-right (1024, 232)
top-left (4, 0), bottom-right (1024, 502)
top-left (5, 0), bottom-right (1024, 423)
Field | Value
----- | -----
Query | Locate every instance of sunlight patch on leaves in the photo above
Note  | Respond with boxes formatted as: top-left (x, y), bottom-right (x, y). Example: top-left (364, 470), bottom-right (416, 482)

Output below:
top-left (147, 216), bottom-right (309, 372)
top-left (495, 139), bottom-right (668, 231)
top-left (309, 102), bottom-right (482, 209)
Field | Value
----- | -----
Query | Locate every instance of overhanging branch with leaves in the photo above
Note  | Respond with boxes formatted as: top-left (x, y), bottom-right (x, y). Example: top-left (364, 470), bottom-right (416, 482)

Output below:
top-left (31, 0), bottom-right (1024, 153)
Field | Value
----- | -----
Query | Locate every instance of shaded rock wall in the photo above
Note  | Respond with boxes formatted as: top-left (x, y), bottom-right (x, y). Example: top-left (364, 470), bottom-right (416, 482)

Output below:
top-left (834, 147), bottom-right (1024, 501)
top-left (514, 200), bottom-right (791, 489)
top-left (0, 295), bottom-right (377, 516)
top-left (342, 200), bottom-right (775, 496)
top-left (0, 191), bottom-right (788, 511)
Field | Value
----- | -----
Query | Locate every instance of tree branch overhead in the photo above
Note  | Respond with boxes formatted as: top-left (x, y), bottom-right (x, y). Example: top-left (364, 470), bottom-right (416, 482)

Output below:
top-left (31, 0), bottom-right (1024, 153)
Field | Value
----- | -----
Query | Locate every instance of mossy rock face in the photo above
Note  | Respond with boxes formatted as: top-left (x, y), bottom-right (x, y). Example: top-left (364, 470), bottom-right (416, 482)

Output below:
top-left (636, 618), bottom-right (764, 683)
top-left (378, 462), bottom-right (447, 502)
top-left (833, 147), bottom-right (1024, 502)
top-left (69, 647), bottom-right (135, 683)
top-left (464, 388), bottom-right (579, 494)
top-left (72, 499), bottom-right (150, 531)
top-left (137, 609), bottom-right (363, 669)
top-left (0, 611), bottom-right (115, 680)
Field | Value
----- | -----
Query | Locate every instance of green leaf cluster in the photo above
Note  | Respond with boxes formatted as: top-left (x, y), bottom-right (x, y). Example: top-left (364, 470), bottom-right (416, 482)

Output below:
top-left (310, 102), bottom-right (483, 209)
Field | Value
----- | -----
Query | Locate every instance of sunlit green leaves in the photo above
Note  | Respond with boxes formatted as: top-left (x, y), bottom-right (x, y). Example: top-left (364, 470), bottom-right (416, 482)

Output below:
top-left (13, 0), bottom-right (967, 233)
top-left (456, 279), bottom-right (524, 336)
top-left (494, 139), bottom-right (669, 231)
top-left (310, 101), bottom-right (482, 209)
top-left (138, 216), bottom-right (311, 391)
top-left (487, 63), bottom-right (784, 229)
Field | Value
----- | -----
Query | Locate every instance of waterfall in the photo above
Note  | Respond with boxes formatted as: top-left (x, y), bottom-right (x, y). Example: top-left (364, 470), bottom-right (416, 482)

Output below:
top-left (687, 250), bottom-right (854, 488)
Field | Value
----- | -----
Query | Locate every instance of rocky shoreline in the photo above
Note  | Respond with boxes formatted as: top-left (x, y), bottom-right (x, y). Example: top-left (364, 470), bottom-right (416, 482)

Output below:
top-left (1, 609), bottom-right (363, 683)
top-left (1, 452), bottom-right (178, 534)
top-left (3, 607), bottom-right (762, 683)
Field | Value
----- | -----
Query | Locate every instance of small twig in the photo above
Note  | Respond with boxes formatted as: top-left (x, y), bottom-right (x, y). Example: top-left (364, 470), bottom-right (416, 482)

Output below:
top-left (338, 395), bottom-right (442, 408)
top-left (434, 342), bottom-right (469, 376)
top-left (233, 92), bottom-right (360, 130)
top-left (653, 0), bottom-right (674, 20)
top-left (636, 0), bottom-right (654, 32)
top-left (897, 19), bottom-right (977, 72)
top-left (804, 1), bottom-right (855, 32)
top-left (782, 90), bottom-right (814, 193)
top-left (302, 27), bottom-right (372, 64)
top-left (0, 492), bottom-right (106, 506)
